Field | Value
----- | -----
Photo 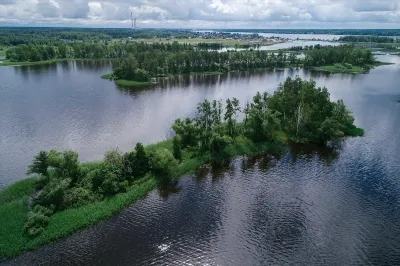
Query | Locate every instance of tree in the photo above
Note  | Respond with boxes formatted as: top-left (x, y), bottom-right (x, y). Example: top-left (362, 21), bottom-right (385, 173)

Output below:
top-left (173, 135), bottom-right (182, 161)
top-left (104, 149), bottom-right (123, 166)
top-left (132, 143), bottom-right (149, 178)
top-left (27, 151), bottom-right (49, 177)
top-left (172, 118), bottom-right (199, 149)
top-left (150, 149), bottom-right (178, 184)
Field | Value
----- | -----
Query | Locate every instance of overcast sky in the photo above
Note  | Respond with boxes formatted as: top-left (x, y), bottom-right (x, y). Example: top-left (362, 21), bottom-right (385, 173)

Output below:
top-left (0, 0), bottom-right (399, 28)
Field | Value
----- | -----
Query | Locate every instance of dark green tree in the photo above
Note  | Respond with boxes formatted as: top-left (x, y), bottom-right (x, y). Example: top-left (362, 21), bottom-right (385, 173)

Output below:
top-left (27, 151), bottom-right (49, 177)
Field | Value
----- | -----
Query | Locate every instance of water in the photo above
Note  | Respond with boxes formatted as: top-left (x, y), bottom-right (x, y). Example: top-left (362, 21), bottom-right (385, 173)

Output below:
top-left (218, 40), bottom-right (341, 52)
top-left (2, 55), bottom-right (400, 265)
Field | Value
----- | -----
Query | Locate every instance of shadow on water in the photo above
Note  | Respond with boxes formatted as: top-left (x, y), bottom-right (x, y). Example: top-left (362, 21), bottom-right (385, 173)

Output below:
top-left (288, 141), bottom-right (341, 166)
top-left (157, 182), bottom-right (182, 199)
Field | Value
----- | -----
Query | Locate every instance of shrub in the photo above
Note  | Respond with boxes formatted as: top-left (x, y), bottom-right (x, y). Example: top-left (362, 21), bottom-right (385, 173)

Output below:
top-left (210, 133), bottom-right (233, 154)
top-left (27, 151), bottom-right (49, 177)
top-left (134, 68), bottom-right (149, 82)
top-left (24, 205), bottom-right (53, 237)
top-left (172, 135), bottom-right (182, 161)
top-left (63, 187), bottom-right (95, 208)
top-left (34, 178), bottom-right (70, 210)
top-left (104, 149), bottom-right (123, 166)
top-left (122, 143), bottom-right (149, 180)
top-left (24, 212), bottom-right (49, 237)
top-left (150, 149), bottom-right (179, 184)
top-left (89, 163), bottom-right (126, 196)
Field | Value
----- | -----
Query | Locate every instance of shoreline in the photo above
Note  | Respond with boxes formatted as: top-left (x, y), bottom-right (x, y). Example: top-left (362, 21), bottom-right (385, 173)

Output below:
top-left (0, 58), bottom-right (110, 67)
top-left (100, 61), bottom-right (389, 87)
top-left (0, 137), bottom-right (287, 261)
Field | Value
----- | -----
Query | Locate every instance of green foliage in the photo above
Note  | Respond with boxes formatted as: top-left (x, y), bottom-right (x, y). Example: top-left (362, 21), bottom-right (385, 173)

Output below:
top-left (24, 212), bottom-right (49, 237)
top-left (173, 135), bottom-right (183, 161)
top-left (104, 149), bottom-right (123, 166)
top-left (89, 163), bottom-right (126, 196)
top-left (268, 76), bottom-right (361, 143)
top-left (210, 133), bottom-right (233, 154)
top-left (24, 205), bottom-right (53, 237)
top-left (133, 69), bottom-right (150, 82)
top-left (45, 150), bottom-right (80, 184)
top-left (304, 45), bottom-right (375, 67)
top-left (63, 187), bottom-right (95, 208)
top-left (244, 92), bottom-right (282, 142)
top-left (172, 118), bottom-right (199, 148)
top-left (34, 178), bottom-right (70, 210)
top-left (27, 151), bottom-right (49, 177)
top-left (150, 149), bottom-right (179, 184)
top-left (121, 143), bottom-right (149, 180)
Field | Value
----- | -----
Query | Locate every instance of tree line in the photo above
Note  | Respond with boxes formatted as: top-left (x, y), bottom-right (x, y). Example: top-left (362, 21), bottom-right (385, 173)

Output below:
top-left (24, 76), bottom-right (363, 237)
top-left (110, 45), bottom-right (376, 81)
top-left (303, 45), bottom-right (375, 67)
top-left (338, 36), bottom-right (398, 43)
top-left (0, 28), bottom-right (208, 46)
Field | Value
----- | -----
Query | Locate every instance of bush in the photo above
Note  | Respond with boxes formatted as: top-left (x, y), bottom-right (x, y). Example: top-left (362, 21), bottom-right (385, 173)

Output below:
top-left (150, 149), bottom-right (179, 184)
top-left (24, 212), bottom-right (49, 237)
top-left (34, 178), bottom-right (70, 210)
top-left (210, 133), bottom-right (233, 154)
top-left (134, 68), bottom-right (149, 82)
top-left (104, 149), bottom-right (123, 166)
top-left (122, 143), bottom-right (149, 180)
top-left (63, 187), bottom-right (95, 208)
top-left (24, 205), bottom-right (53, 237)
top-left (89, 163), bottom-right (127, 196)
top-left (173, 135), bottom-right (182, 161)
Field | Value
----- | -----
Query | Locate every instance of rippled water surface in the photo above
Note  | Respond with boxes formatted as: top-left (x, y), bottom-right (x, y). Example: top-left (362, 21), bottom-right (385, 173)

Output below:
top-left (2, 55), bottom-right (400, 265)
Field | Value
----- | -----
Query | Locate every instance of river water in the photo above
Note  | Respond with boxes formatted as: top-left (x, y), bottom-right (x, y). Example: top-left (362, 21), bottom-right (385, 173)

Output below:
top-left (2, 55), bottom-right (400, 265)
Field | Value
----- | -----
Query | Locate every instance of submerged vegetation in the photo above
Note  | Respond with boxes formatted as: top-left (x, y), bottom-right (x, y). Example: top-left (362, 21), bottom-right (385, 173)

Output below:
top-left (0, 76), bottom-right (363, 260)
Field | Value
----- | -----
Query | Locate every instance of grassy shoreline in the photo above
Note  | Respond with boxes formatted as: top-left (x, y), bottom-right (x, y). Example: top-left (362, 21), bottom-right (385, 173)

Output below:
top-left (0, 137), bottom-right (287, 261)
top-left (310, 62), bottom-right (393, 74)
top-left (100, 73), bottom-right (151, 87)
top-left (0, 58), bottom-right (110, 67)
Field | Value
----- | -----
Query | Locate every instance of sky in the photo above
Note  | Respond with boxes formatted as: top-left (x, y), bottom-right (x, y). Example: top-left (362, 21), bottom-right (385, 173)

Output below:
top-left (0, 0), bottom-right (399, 29)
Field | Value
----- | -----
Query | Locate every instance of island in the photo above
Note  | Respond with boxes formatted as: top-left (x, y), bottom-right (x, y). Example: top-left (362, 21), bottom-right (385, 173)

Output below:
top-left (0, 76), bottom-right (364, 260)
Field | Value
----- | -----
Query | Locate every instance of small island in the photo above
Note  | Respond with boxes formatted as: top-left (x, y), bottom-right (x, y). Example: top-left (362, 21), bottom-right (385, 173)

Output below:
top-left (0, 76), bottom-right (364, 260)
top-left (99, 44), bottom-right (383, 87)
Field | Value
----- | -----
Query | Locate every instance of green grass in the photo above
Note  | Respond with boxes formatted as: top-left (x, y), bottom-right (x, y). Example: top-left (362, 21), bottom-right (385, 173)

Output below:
top-left (0, 50), bottom-right (6, 57)
top-left (0, 178), bottom-right (37, 205)
top-left (0, 137), bottom-right (288, 260)
top-left (312, 64), bottom-right (367, 74)
top-left (114, 79), bottom-right (150, 87)
top-left (101, 73), bottom-right (151, 87)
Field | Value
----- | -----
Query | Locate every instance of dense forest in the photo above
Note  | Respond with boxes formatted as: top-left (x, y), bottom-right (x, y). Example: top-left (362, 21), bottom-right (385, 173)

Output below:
top-left (225, 29), bottom-right (400, 36)
top-left (0, 28), bottom-right (203, 46)
top-left (303, 45), bottom-right (375, 67)
top-left (0, 27), bottom-right (268, 46)
top-left (21, 76), bottom-right (363, 238)
top-left (110, 45), bottom-right (376, 81)
top-left (338, 36), bottom-right (398, 43)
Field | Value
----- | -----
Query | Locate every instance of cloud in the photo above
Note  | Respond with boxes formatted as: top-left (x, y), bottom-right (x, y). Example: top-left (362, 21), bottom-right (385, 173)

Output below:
top-left (0, 0), bottom-right (399, 28)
